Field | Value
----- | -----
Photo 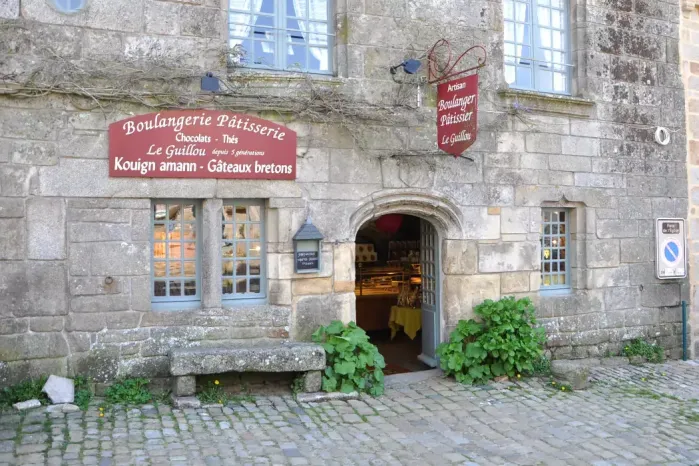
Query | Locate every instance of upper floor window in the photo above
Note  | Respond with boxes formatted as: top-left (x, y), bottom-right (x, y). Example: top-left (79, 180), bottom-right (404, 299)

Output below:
top-left (504, 0), bottom-right (569, 94)
top-left (152, 201), bottom-right (201, 306)
top-left (229, 0), bottom-right (333, 74)
top-left (541, 208), bottom-right (570, 290)
top-left (222, 201), bottom-right (266, 302)
top-left (54, 0), bottom-right (86, 13)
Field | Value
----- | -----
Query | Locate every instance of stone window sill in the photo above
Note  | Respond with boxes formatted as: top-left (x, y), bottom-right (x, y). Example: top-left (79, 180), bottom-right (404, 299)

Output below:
top-left (497, 88), bottom-right (595, 118)
top-left (226, 69), bottom-right (344, 87)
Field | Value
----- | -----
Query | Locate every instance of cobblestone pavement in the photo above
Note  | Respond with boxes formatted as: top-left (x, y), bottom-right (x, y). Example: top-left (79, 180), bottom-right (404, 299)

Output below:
top-left (2, 361), bottom-right (699, 466)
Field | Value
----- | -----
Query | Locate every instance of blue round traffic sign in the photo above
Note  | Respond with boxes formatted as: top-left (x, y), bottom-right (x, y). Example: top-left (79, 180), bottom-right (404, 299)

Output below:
top-left (664, 240), bottom-right (680, 264)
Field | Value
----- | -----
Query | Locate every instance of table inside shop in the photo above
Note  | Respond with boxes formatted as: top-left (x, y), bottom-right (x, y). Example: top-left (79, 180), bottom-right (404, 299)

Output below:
top-left (388, 306), bottom-right (422, 340)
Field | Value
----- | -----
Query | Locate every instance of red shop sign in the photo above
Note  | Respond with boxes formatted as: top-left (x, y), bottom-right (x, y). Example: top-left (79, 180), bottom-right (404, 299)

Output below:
top-left (108, 110), bottom-right (297, 180)
top-left (437, 74), bottom-right (478, 158)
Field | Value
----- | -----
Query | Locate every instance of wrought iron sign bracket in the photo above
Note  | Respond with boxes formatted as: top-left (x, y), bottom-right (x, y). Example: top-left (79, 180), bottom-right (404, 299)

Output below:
top-left (427, 39), bottom-right (487, 85)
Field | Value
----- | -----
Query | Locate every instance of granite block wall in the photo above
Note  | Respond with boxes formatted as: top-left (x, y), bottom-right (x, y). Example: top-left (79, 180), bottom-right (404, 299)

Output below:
top-left (0, 0), bottom-right (690, 384)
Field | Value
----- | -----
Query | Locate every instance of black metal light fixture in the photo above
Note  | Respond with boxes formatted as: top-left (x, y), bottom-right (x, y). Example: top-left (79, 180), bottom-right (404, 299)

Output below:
top-left (201, 72), bottom-right (220, 92)
top-left (390, 59), bottom-right (422, 75)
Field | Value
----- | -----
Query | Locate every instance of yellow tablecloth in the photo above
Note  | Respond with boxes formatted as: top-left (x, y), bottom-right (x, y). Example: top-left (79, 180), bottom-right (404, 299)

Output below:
top-left (389, 306), bottom-right (422, 340)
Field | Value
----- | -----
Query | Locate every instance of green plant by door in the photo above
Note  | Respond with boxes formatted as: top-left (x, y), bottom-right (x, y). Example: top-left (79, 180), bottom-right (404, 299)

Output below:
top-left (312, 321), bottom-right (386, 396)
top-left (436, 296), bottom-right (546, 384)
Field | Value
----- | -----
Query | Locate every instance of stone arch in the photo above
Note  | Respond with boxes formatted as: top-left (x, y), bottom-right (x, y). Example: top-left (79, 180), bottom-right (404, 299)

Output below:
top-left (349, 190), bottom-right (464, 240)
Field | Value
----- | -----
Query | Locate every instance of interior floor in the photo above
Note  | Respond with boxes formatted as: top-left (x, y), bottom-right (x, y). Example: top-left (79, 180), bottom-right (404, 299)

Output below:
top-left (367, 329), bottom-right (432, 374)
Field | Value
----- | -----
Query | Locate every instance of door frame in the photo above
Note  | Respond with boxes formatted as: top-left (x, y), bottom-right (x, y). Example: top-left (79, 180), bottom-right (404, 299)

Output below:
top-left (347, 191), bottom-right (465, 362)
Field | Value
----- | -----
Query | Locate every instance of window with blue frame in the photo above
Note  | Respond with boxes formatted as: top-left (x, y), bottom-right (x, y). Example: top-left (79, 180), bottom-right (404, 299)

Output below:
top-left (540, 208), bottom-right (570, 290)
top-left (222, 201), bottom-right (266, 302)
top-left (229, 0), bottom-right (333, 74)
top-left (504, 0), bottom-right (570, 94)
top-left (151, 201), bottom-right (201, 306)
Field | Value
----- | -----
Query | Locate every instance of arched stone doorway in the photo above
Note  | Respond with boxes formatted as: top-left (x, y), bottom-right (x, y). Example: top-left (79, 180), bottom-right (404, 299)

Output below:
top-left (348, 191), bottom-right (464, 371)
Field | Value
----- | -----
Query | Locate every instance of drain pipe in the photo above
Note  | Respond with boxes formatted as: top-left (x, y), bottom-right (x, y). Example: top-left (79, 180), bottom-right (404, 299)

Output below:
top-left (682, 300), bottom-right (688, 361)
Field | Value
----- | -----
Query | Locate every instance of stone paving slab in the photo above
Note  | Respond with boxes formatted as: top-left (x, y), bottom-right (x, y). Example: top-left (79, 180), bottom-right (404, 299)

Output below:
top-left (1, 361), bottom-right (699, 465)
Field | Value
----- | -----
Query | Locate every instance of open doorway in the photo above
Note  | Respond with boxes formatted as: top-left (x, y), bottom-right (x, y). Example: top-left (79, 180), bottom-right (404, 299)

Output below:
top-left (354, 214), bottom-right (441, 375)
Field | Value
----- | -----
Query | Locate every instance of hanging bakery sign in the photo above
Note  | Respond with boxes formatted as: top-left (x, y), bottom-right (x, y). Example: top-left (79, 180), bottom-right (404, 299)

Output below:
top-left (108, 110), bottom-right (297, 180)
top-left (437, 74), bottom-right (478, 157)
top-left (427, 40), bottom-right (486, 158)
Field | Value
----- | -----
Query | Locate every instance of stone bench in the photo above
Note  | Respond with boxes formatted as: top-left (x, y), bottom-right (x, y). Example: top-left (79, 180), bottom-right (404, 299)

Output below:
top-left (169, 343), bottom-right (326, 400)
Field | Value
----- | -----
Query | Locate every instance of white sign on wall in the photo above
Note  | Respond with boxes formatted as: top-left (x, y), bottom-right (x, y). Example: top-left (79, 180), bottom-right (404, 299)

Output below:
top-left (655, 218), bottom-right (687, 280)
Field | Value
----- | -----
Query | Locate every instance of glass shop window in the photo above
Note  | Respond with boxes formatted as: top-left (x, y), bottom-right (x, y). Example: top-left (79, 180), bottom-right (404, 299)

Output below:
top-left (222, 201), bottom-right (266, 302)
top-left (151, 201), bottom-right (201, 306)
top-left (541, 208), bottom-right (570, 290)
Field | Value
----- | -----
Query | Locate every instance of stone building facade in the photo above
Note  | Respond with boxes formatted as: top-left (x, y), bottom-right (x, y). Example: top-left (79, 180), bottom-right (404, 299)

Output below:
top-left (0, 0), bottom-right (690, 386)
top-left (681, 0), bottom-right (699, 359)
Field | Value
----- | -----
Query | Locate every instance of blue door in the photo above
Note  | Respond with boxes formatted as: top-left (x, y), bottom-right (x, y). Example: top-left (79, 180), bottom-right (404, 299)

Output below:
top-left (418, 219), bottom-right (440, 367)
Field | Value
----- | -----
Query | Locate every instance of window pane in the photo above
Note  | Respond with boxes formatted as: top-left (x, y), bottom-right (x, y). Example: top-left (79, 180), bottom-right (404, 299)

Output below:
top-left (169, 281), bottom-right (182, 296)
top-left (154, 281), bottom-right (166, 297)
top-left (154, 262), bottom-right (166, 278)
top-left (236, 242), bottom-right (247, 258)
top-left (236, 279), bottom-right (247, 293)
top-left (250, 242), bottom-right (262, 257)
top-left (223, 279), bottom-right (234, 295)
top-left (250, 260), bottom-right (261, 276)
top-left (223, 224), bottom-right (234, 240)
top-left (309, 0), bottom-right (328, 20)
top-left (538, 7), bottom-right (550, 26)
top-left (250, 224), bottom-right (261, 240)
top-left (505, 23), bottom-right (515, 42)
top-left (504, 1), bottom-right (514, 20)
top-left (223, 261), bottom-right (233, 276)
top-left (223, 241), bottom-right (234, 258)
top-left (515, 2), bottom-right (529, 21)
top-left (287, 45), bottom-right (307, 70)
top-left (184, 261), bottom-right (196, 277)
top-left (235, 206), bottom-right (247, 222)
top-left (308, 48), bottom-right (329, 72)
top-left (249, 206), bottom-right (261, 221)
top-left (184, 281), bottom-right (197, 296)
top-left (505, 65), bottom-right (516, 84)
top-left (169, 261), bottom-right (182, 276)
top-left (154, 242), bottom-right (166, 259)
top-left (236, 261), bottom-right (247, 276)
top-left (250, 278), bottom-right (261, 293)
top-left (236, 224), bottom-right (247, 239)
top-left (154, 204), bottom-right (166, 221)
top-left (153, 224), bottom-right (166, 240)
top-left (183, 242), bottom-right (197, 260)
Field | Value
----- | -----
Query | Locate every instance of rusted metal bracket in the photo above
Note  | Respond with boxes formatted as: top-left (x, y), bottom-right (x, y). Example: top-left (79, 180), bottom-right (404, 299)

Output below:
top-left (427, 39), bottom-right (487, 85)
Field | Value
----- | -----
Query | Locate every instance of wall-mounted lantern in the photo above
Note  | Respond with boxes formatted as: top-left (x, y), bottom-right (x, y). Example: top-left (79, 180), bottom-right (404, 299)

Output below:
top-left (293, 218), bottom-right (324, 274)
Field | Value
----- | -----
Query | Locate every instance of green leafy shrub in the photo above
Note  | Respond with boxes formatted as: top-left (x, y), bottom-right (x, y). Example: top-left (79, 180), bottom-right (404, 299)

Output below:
top-left (105, 378), bottom-right (153, 405)
top-left (74, 376), bottom-right (93, 411)
top-left (623, 339), bottom-right (664, 363)
top-left (531, 355), bottom-right (552, 376)
top-left (436, 297), bottom-right (546, 384)
top-left (312, 321), bottom-right (386, 396)
top-left (0, 377), bottom-right (49, 410)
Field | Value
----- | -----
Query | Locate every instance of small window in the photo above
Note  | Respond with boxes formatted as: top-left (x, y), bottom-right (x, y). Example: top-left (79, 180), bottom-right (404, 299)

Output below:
top-left (541, 208), bottom-right (570, 290)
top-left (151, 201), bottom-right (201, 305)
top-left (229, 0), bottom-right (333, 74)
top-left (54, 0), bottom-right (86, 13)
top-left (503, 0), bottom-right (570, 94)
top-left (222, 201), bottom-right (266, 301)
